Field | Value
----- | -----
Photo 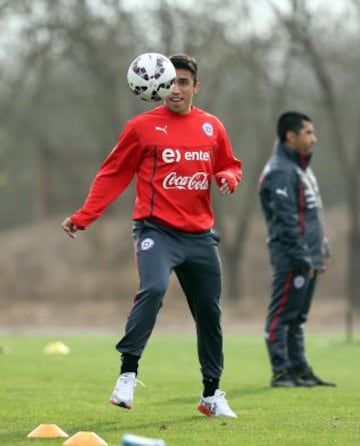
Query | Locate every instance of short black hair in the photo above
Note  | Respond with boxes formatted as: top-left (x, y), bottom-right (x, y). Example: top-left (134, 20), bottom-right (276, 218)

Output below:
top-left (277, 111), bottom-right (312, 143)
top-left (169, 53), bottom-right (198, 84)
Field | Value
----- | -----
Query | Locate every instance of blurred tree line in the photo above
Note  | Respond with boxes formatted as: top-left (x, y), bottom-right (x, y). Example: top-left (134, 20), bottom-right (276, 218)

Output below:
top-left (0, 0), bottom-right (359, 328)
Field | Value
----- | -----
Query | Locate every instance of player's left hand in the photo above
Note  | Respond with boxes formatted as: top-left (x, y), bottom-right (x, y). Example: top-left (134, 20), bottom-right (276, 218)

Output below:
top-left (218, 177), bottom-right (231, 194)
top-left (61, 217), bottom-right (79, 239)
top-left (320, 256), bottom-right (330, 273)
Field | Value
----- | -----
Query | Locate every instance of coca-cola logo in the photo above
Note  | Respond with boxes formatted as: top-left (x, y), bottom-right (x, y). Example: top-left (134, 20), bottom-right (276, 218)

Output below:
top-left (162, 172), bottom-right (209, 190)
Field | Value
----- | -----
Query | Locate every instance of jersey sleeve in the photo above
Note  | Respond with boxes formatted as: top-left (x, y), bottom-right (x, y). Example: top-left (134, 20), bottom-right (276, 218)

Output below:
top-left (213, 120), bottom-right (242, 192)
top-left (70, 121), bottom-right (142, 229)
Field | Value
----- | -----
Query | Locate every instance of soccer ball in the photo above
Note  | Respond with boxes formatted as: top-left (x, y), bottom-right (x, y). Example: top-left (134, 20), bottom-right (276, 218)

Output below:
top-left (127, 52), bottom-right (176, 102)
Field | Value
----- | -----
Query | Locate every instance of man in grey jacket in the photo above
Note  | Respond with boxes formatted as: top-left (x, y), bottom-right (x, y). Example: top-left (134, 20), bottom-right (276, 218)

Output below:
top-left (258, 111), bottom-right (336, 387)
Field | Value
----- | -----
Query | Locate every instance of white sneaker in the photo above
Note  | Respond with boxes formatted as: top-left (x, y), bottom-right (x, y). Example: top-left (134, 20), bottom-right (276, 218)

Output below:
top-left (109, 372), bottom-right (136, 409)
top-left (198, 389), bottom-right (237, 418)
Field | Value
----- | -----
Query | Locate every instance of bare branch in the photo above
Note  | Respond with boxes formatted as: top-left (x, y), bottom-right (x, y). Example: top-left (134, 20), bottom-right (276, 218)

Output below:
top-left (267, 0), bottom-right (351, 176)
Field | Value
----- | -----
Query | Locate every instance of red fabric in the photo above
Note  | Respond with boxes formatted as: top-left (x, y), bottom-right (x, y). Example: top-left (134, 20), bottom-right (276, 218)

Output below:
top-left (298, 155), bottom-right (307, 236)
top-left (71, 105), bottom-right (242, 233)
top-left (269, 272), bottom-right (293, 343)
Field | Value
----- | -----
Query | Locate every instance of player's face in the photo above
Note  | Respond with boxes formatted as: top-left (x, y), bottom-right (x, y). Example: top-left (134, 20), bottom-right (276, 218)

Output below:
top-left (288, 120), bottom-right (317, 155)
top-left (164, 68), bottom-right (201, 115)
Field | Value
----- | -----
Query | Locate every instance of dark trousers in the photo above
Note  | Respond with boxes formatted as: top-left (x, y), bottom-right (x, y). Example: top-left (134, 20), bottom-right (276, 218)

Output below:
top-left (265, 270), bottom-right (318, 374)
top-left (116, 220), bottom-right (224, 379)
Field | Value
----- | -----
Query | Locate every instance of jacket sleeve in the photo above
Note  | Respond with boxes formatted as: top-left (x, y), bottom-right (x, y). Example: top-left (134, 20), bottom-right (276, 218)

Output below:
top-left (264, 169), bottom-right (313, 271)
top-left (213, 121), bottom-right (242, 192)
top-left (70, 122), bottom-right (142, 229)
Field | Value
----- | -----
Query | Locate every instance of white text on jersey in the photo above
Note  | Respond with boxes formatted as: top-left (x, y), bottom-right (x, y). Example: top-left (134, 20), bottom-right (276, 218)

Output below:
top-left (162, 172), bottom-right (209, 190)
top-left (162, 148), bottom-right (211, 163)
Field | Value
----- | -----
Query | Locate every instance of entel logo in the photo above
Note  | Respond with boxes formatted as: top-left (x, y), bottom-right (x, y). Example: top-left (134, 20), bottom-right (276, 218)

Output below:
top-left (162, 148), bottom-right (210, 163)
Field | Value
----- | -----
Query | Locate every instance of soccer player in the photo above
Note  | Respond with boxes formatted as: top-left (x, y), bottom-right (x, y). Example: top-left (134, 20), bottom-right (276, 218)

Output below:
top-left (61, 54), bottom-right (242, 417)
top-left (258, 111), bottom-right (335, 388)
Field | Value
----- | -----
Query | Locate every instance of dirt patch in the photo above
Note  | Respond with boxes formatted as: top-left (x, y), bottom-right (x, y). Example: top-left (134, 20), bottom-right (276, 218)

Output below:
top-left (0, 214), bottom-right (358, 334)
top-left (1, 289), bottom-right (355, 335)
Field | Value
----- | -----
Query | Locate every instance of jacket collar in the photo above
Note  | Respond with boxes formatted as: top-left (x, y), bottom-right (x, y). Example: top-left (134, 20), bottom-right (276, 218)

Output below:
top-left (275, 140), bottom-right (312, 169)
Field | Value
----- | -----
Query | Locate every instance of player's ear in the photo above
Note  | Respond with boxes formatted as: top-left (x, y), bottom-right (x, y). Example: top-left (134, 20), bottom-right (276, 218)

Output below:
top-left (286, 130), bottom-right (297, 147)
top-left (194, 81), bottom-right (201, 94)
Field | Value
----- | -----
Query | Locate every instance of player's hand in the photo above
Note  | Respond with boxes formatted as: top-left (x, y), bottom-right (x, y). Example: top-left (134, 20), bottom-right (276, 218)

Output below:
top-left (219, 177), bottom-right (231, 194)
top-left (61, 217), bottom-right (79, 239)
top-left (320, 256), bottom-right (330, 273)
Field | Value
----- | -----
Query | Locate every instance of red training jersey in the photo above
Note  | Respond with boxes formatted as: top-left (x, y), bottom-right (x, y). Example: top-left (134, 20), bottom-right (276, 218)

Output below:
top-left (71, 105), bottom-right (242, 232)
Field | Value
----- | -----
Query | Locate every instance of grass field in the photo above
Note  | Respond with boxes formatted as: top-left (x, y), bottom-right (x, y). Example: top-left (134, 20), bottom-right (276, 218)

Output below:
top-left (1, 333), bottom-right (359, 446)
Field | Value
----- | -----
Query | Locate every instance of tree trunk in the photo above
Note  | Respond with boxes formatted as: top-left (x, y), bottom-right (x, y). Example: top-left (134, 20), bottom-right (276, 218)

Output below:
top-left (35, 144), bottom-right (51, 221)
top-left (222, 249), bottom-right (243, 301)
top-left (345, 185), bottom-right (360, 341)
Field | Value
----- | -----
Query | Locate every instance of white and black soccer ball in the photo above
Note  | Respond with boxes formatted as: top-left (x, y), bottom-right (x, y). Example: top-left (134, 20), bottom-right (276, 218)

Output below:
top-left (127, 52), bottom-right (176, 102)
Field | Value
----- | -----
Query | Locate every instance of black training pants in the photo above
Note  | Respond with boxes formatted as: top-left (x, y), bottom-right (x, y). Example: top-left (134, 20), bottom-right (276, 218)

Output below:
top-left (265, 269), bottom-right (318, 374)
top-left (116, 220), bottom-right (224, 379)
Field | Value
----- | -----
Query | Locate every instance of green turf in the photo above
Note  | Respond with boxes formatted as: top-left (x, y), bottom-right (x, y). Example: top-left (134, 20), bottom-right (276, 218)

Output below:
top-left (0, 333), bottom-right (359, 446)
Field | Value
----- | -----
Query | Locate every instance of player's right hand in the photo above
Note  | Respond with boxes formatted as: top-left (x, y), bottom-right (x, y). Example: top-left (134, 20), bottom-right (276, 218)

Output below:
top-left (61, 217), bottom-right (79, 239)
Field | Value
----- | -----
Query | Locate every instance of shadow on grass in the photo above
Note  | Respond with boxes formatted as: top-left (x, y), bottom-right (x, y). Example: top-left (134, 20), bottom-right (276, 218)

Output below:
top-left (227, 385), bottom-right (272, 398)
top-left (148, 385), bottom-right (271, 407)
top-left (80, 413), bottom-right (213, 434)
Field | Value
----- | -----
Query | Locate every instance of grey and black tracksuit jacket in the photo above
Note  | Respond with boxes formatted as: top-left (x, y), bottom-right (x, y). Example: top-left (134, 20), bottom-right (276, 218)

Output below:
top-left (258, 141), bottom-right (329, 373)
top-left (259, 141), bottom-right (327, 273)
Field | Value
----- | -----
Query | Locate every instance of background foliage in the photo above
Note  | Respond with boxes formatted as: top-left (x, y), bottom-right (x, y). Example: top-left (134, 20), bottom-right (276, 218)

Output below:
top-left (0, 0), bottom-right (359, 329)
